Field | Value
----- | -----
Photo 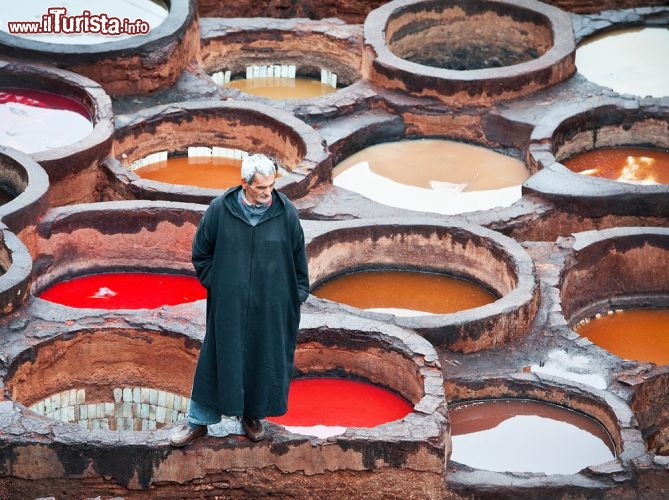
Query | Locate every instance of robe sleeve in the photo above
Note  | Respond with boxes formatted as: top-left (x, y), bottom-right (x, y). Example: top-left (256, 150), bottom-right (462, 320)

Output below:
top-left (291, 213), bottom-right (310, 303)
top-left (192, 202), bottom-right (219, 289)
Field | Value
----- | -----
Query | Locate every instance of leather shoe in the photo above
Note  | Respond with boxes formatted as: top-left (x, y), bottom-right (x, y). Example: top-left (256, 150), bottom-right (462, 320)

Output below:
top-left (169, 422), bottom-right (207, 447)
top-left (242, 417), bottom-right (266, 442)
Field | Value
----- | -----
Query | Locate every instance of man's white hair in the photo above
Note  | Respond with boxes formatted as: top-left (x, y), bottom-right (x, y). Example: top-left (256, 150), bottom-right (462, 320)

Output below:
top-left (241, 154), bottom-right (277, 183)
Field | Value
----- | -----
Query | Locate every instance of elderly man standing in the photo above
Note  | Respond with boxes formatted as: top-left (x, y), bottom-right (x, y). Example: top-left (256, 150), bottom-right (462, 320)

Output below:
top-left (170, 153), bottom-right (310, 446)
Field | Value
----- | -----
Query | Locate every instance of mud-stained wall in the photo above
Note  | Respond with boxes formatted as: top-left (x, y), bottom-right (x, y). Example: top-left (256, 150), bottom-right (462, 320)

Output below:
top-left (560, 230), bottom-right (669, 322)
top-left (197, 0), bottom-right (388, 24)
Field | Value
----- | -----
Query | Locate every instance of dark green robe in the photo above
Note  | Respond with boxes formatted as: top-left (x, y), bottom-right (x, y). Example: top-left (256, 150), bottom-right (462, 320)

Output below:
top-left (190, 186), bottom-right (309, 418)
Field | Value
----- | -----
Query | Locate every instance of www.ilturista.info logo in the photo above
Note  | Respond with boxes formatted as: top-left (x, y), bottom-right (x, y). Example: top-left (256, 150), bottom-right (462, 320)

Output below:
top-left (7, 7), bottom-right (150, 36)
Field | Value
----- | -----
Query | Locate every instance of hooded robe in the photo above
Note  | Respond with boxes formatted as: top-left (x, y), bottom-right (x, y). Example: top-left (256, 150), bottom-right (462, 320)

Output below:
top-left (190, 186), bottom-right (309, 418)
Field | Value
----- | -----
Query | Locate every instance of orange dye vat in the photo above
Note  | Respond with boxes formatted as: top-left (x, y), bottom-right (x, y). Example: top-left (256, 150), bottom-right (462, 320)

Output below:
top-left (134, 155), bottom-right (242, 190)
top-left (226, 77), bottom-right (336, 99)
top-left (449, 399), bottom-right (616, 474)
top-left (563, 147), bottom-right (669, 184)
top-left (38, 272), bottom-right (206, 309)
top-left (268, 378), bottom-right (412, 428)
top-left (575, 308), bottom-right (669, 365)
top-left (313, 270), bottom-right (496, 314)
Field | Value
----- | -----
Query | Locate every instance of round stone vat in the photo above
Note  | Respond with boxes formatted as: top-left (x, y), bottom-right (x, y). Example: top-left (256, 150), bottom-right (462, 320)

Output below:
top-left (363, 0), bottom-right (576, 106)
top-left (102, 100), bottom-right (331, 204)
top-left (0, 60), bottom-right (114, 206)
top-left (30, 200), bottom-right (204, 304)
top-left (0, 226), bottom-right (32, 315)
top-left (0, 0), bottom-right (199, 96)
top-left (444, 374), bottom-right (645, 496)
top-left (0, 313), bottom-right (448, 498)
top-left (200, 18), bottom-right (363, 106)
top-left (0, 147), bottom-right (49, 239)
top-left (526, 103), bottom-right (669, 220)
top-left (629, 367), bottom-right (669, 456)
top-left (304, 218), bottom-right (540, 352)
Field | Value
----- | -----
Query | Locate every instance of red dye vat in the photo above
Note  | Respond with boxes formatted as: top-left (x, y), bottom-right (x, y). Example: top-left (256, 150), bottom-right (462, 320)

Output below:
top-left (0, 88), bottom-right (90, 119)
top-left (38, 272), bottom-right (206, 309)
top-left (268, 378), bottom-right (413, 428)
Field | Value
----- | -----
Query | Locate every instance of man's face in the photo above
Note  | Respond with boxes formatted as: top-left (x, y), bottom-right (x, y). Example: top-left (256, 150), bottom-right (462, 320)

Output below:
top-left (242, 172), bottom-right (276, 205)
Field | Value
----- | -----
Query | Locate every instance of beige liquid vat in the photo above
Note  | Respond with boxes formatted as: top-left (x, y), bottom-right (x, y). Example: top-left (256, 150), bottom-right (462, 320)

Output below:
top-left (334, 139), bottom-right (530, 214)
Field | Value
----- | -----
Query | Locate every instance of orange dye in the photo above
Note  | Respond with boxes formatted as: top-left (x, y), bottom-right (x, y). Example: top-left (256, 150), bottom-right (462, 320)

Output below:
top-left (449, 399), bottom-right (616, 474)
top-left (575, 308), bottom-right (669, 365)
top-left (313, 270), bottom-right (496, 314)
top-left (226, 77), bottom-right (336, 99)
top-left (563, 147), bottom-right (669, 184)
top-left (134, 155), bottom-right (242, 190)
top-left (335, 139), bottom-right (529, 191)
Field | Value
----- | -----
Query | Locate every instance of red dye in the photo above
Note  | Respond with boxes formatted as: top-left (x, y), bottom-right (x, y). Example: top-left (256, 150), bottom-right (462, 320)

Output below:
top-left (268, 378), bottom-right (413, 427)
top-left (0, 88), bottom-right (90, 119)
top-left (38, 272), bottom-right (206, 309)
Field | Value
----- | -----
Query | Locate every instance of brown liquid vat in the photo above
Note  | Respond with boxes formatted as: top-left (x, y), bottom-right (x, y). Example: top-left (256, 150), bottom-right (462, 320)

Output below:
top-left (0, 0), bottom-right (199, 96)
top-left (363, 0), bottom-right (576, 107)
top-left (526, 103), bottom-right (669, 220)
top-left (29, 200), bottom-right (203, 303)
top-left (200, 17), bottom-right (367, 117)
top-left (102, 100), bottom-right (331, 204)
top-left (443, 375), bottom-right (646, 496)
top-left (304, 218), bottom-right (540, 352)
top-left (1, 314), bottom-right (447, 498)
top-left (0, 61), bottom-right (114, 207)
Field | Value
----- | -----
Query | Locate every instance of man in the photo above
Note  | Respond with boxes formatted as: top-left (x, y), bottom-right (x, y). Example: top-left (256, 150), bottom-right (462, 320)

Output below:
top-left (170, 153), bottom-right (310, 446)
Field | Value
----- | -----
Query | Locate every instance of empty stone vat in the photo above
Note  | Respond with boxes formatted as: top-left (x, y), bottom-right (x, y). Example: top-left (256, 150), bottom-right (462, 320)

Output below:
top-left (363, 0), bottom-right (576, 106)
top-left (102, 100), bottom-right (331, 204)
top-left (304, 218), bottom-right (540, 352)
